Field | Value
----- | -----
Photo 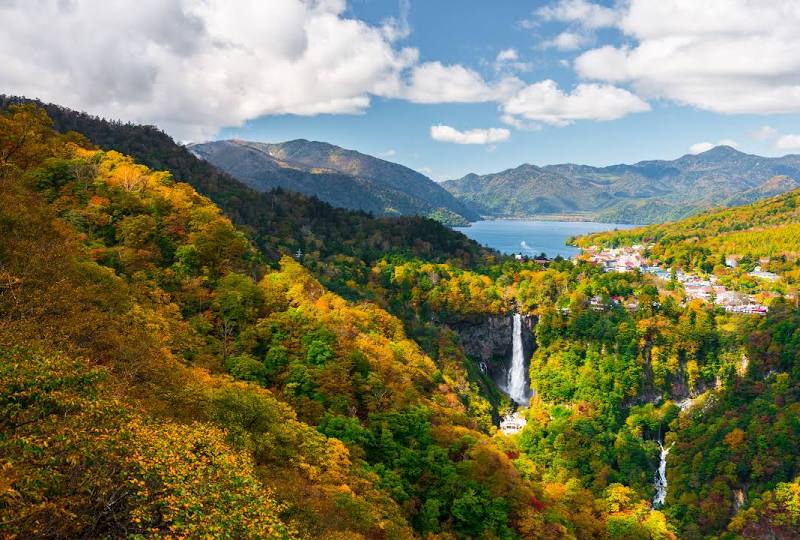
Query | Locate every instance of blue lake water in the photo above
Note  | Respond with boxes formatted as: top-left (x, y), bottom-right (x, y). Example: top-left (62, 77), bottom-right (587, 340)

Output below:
top-left (454, 220), bottom-right (636, 258)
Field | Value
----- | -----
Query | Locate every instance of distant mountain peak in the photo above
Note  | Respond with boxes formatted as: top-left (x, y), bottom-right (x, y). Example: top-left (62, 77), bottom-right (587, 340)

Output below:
top-left (191, 138), bottom-right (479, 224)
top-left (442, 145), bottom-right (800, 224)
top-left (693, 145), bottom-right (747, 159)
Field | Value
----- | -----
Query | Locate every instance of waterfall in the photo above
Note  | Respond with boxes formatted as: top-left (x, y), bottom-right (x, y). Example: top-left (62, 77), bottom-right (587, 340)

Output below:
top-left (507, 313), bottom-right (528, 404)
top-left (653, 442), bottom-right (674, 507)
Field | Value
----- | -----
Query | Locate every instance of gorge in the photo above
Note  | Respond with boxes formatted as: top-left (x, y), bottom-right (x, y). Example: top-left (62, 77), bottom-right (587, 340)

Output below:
top-left (450, 312), bottom-right (535, 408)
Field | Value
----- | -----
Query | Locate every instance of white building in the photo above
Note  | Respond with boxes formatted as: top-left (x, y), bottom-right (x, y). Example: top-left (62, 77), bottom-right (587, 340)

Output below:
top-left (500, 412), bottom-right (527, 435)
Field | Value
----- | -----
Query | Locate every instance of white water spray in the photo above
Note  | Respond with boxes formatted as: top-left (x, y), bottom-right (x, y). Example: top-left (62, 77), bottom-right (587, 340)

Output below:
top-left (507, 313), bottom-right (528, 404)
top-left (653, 441), bottom-right (674, 506)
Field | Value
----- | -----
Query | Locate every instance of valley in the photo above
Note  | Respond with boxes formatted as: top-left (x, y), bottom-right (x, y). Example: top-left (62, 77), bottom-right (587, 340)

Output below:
top-left (3, 100), bottom-right (800, 540)
top-left (5, 2), bottom-right (800, 539)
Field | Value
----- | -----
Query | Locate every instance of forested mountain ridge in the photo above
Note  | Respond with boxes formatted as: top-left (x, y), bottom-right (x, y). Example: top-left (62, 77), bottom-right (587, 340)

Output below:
top-left (0, 95), bottom-right (491, 292)
top-left (1, 103), bottom-right (685, 538)
top-left (4, 101), bottom-right (800, 539)
top-left (0, 104), bottom-right (545, 538)
top-left (576, 186), bottom-right (800, 283)
top-left (443, 145), bottom-right (800, 224)
top-left (191, 138), bottom-right (479, 225)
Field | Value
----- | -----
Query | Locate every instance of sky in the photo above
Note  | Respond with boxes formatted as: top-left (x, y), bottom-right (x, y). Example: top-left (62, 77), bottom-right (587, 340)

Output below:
top-left (3, 0), bottom-right (800, 180)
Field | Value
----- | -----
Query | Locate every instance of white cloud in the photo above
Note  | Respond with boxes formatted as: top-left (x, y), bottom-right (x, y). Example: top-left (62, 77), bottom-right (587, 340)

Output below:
top-left (430, 125), bottom-right (511, 145)
top-left (493, 48), bottom-right (532, 73)
top-left (776, 134), bottom-right (800, 151)
top-left (380, 0), bottom-right (411, 41)
top-left (751, 125), bottom-right (778, 141)
top-left (536, 0), bottom-right (618, 29)
top-left (378, 149), bottom-right (397, 158)
top-left (500, 114), bottom-right (542, 131)
top-left (688, 139), bottom-right (739, 154)
top-left (743, 126), bottom-right (800, 152)
top-left (0, 0), bottom-right (430, 139)
top-left (688, 142), bottom-right (715, 155)
top-left (496, 48), bottom-right (519, 62)
top-left (502, 80), bottom-right (650, 126)
top-left (575, 1), bottom-right (800, 115)
top-left (543, 31), bottom-right (591, 51)
top-left (0, 0), bottom-right (654, 139)
top-left (402, 62), bottom-right (522, 103)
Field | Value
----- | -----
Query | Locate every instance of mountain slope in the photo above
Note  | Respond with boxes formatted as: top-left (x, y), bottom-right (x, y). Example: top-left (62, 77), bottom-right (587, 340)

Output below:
top-left (192, 139), bottom-right (479, 225)
top-left (576, 186), bottom-right (800, 278)
top-left (2, 101), bottom-right (671, 539)
top-left (188, 139), bottom-right (397, 217)
top-left (0, 96), bottom-right (490, 279)
top-left (443, 145), bottom-right (800, 224)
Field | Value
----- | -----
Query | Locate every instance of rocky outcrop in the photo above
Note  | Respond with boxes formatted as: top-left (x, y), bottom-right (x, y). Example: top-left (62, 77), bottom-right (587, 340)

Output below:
top-left (450, 314), bottom-right (535, 389)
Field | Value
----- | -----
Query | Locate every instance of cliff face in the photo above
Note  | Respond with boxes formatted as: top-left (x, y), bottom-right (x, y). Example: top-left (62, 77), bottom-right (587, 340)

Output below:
top-left (450, 314), bottom-right (536, 390)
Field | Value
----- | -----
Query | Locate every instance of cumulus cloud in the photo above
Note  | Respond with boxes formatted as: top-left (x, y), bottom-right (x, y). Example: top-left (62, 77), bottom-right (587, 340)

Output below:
top-left (403, 62), bottom-right (510, 103)
top-left (744, 126), bottom-right (800, 152)
top-left (542, 31), bottom-right (591, 51)
top-left (430, 125), bottom-right (511, 145)
top-left (688, 142), bottom-right (715, 155)
top-left (381, 0), bottom-right (411, 41)
top-left (0, 0), bottom-right (654, 139)
top-left (536, 0), bottom-right (618, 29)
top-left (493, 48), bottom-right (532, 73)
top-left (751, 126), bottom-right (778, 141)
top-left (574, 1), bottom-right (800, 115)
top-left (502, 80), bottom-right (650, 126)
top-left (496, 49), bottom-right (519, 63)
top-left (0, 0), bottom-right (429, 139)
top-left (688, 139), bottom-right (739, 154)
top-left (500, 114), bottom-right (542, 131)
top-left (776, 134), bottom-right (800, 151)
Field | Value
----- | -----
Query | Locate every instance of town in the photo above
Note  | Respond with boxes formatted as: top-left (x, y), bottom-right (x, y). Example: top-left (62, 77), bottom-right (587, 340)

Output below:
top-left (580, 244), bottom-right (782, 314)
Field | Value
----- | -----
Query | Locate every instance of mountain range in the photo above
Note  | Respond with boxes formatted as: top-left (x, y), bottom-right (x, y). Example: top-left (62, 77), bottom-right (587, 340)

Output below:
top-left (190, 139), bottom-right (479, 225)
top-left (0, 95), bottom-right (488, 272)
top-left (20, 91), bottom-right (800, 230)
top-left (6, 94), bottom-right (800, 540)
top-left (442, 146), bottom-right (800, 224)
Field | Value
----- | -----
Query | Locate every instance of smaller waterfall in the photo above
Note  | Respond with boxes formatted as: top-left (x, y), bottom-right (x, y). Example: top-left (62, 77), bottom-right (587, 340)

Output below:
top-left (653, 442), bottom-right (674, 507)
top-left (507, 313), bottom-right (528, 404)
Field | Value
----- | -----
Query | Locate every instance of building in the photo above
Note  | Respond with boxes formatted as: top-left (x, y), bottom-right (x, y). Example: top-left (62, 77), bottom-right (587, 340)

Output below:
top-left (749, 267), bottom-right (780, 281)
top-left (500, 412), bottom-right (527, 435)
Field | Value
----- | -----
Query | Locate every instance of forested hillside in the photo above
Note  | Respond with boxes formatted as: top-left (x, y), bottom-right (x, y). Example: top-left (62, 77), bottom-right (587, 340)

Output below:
top-left (0, 96), bottom-right (489, 273)
top-left (443, 146), bottom-right (800, 224)
top-left (364, 252), bottom-right (800, 539)
top-left (4, 103), bottom-right (800, 539)
top-left (0, 104), bottom-right (684, 538)
top-left (577, 188), bottom-right (800, 287)
top-left (191, 139), bottom-right (478, 225)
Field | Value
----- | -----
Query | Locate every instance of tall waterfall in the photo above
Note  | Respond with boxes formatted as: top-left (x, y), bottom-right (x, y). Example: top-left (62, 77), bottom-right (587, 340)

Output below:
top-left (653, 442), bottom-right (673, 507)
top-left (507, 313), bottom-right (528, 404)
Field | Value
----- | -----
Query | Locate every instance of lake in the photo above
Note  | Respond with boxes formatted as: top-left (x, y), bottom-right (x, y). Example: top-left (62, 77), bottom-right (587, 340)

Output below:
top-left (454, 219), bottom-right (636, 258)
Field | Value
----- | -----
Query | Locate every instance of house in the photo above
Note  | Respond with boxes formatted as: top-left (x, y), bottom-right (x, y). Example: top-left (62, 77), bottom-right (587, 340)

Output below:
top-left (749, 267), bottom-right (780, 281)
top-left (500, 413), bottom-right (527, 435)
top-left (590, 296), bottom-right (606, 310)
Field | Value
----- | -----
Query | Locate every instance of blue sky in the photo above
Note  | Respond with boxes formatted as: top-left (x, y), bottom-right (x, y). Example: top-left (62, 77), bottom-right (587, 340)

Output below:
top-left (4, 0), bottom-right (800, 180)
top-left (214, 0), bottom-right (800, 180)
